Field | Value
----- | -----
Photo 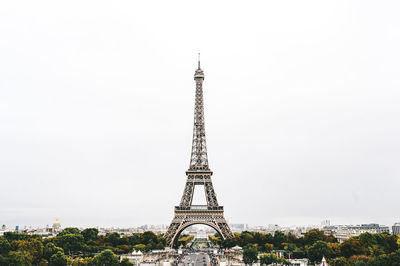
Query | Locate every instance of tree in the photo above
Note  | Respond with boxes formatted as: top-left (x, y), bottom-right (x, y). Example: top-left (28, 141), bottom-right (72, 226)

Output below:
top-left (307, 240), bottom-right (329, 263)
top-left (105, 232), bottom-right (121, 246)
top-left (284, 242), bottom-right (296, 252)
top-left (368, 250), bottom-right (400, 266)
top-left (11, 239), bottom-right (43, 264)
top-left (273, 231), bottom-right (286, 249)
top-left (304, 229), bottom-right (325, 245)
top-left (259, 253), bottom-right (277, 265)
top-left (359, 232), bottom-right (377, 249)
top-left (243, 245), bottom-right (258, 265)
top-left (54, 234), bottom-right (84, 254)
top-left (264, 243), bottom-right (274, 252)
top-left (8, 250), bottom-right (34, 265)
top-left (0, 237), bottom-right (11, 254)
top-left (38, 259), bottom-right (49, 266)
top-left (44, 242), bottom-right (64, 260)
top-left (58, 228), bottom-right (81, 236)
top-left (133, 244), bottom-right (146, 251)
top-left (381, 233), bottom-right (398, 253)
top-left (0, 255), bottom-right (8, 265)
top-left (208, 235), bottom-right (221, 246)
top-left (49, 251), bottom-right (67, 266)
top-left (329, 257), bottom-right (348, 266)
top-left (69, 256), bottom-right (93, 265)
top-left (240, 232), bottom-right (255, 247)
top-left (348, 255), bottom-right (370, 265)
top-left (327, 242), bottom-right (341, 258)
top-left (3, 232), bottom-right (34, 242)
top-left (221, 238), bottom-right (237, 249)
top-left (340, 239), bottom-right (367, 258)
top-left (141, 231), bottom-right (157, 244)
top-left (120, 258), bottom-right (134, 265)
top-left (91, 249), bottom-right (120, 266)
top-left (81, 228), bottom-right (99, 242)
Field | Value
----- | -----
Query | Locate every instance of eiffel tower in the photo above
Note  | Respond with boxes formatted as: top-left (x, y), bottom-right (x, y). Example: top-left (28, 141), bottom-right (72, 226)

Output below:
top-left (164, 56), bottom-right (233, 247)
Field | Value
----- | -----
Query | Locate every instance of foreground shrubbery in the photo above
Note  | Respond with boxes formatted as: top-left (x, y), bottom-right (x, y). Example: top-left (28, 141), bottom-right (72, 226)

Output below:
top-left (0, 228), bottom-right (165, 265)
top-left (209, 229), bottom-right (400, 265)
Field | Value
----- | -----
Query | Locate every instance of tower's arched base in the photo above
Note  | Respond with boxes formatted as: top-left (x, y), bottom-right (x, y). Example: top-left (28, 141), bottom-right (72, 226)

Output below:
top-left (164, 207), bottom-right (233, 248)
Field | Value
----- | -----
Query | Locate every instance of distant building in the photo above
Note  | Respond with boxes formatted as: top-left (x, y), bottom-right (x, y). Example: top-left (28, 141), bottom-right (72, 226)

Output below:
top-left (323, 223), bottom-right (390, 243)
top-left (288, 258), bottom-right (309, 266)
top-left (53, 218), bottom-right (61, 233)
top-left (230, 224), bottom-right (246, 232)
top-left (321, 220), bottom-right (330, 227)
top-left (392, 223), bottom-right (400, 235)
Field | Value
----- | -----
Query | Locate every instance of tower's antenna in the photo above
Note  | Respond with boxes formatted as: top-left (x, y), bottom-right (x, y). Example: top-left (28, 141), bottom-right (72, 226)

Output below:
top-left (198, 53), bottom-right (201, 69)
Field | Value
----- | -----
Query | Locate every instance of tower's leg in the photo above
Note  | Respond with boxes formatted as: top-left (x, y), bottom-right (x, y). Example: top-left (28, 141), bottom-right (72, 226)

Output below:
top-left (164, 215), bottom-right (184, 247)
top-left (204, 181), bottom-right (218, 206)
top-left (179, 182), bottom-right (194, 207)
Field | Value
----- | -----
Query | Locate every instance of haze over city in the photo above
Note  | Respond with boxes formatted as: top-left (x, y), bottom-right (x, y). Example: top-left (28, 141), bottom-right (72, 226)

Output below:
top-left (1, 0), bottom-right (399, 229)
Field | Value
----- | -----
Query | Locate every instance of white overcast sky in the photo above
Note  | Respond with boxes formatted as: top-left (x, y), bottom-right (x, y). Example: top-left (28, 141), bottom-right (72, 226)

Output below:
top-left (1, 1), bottom-right (399, 229)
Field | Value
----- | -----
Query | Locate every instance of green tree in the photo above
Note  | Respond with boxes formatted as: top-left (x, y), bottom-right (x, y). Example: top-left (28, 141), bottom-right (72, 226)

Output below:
top-left (58, 228), bottom-right (81, 236)
top-left (369, 244), bottom-right (384, 257)
top-left (273, 231), bottom-right (286, 250)
top-left (44, 242), bottom-right (64, 260)
top-left (329, 257), bottom-right (348, 266)
top-left (304, 229), bottom-right (325, 245)
top-left (11, 239), bottom-right (44, 264)
top-left (307, 240), bottom-right (329, 263)
top-left (340, 239), bottom-right (367, 258)
top-left (327, 242), bottom-right (341, 258)
top-left (105, 232), bottom-right (121, 246)
top-left (243, 245), bottom-right (258, 265)
top-left (49, 251), bottom-right (67, 266)
top-left (259, 253), bottom-right (276, 265)
top-left (133, 244), bottom-right (146, 251)
top-left (240, 232), bottom-right (255, 247)
top-left (38, 259), bottom-right (49, 266)
top-left (348, 255), bottom-right (370, 265)
top-left (284, 242), bottom-right (296, 252)
top-left (221, 238), bottom-right (237, 249)
top-left (81, 228), bottom-right (99, 242)
top-left (359, 232), bottom-right (377, 249)
top-left (264, 243), bottom-right (274, 252)
top-left (380, 233), bottom-right (398, 253)
top-left (8, 250), bottom-right (34, 266)
top-left (141, 231), bottom-right (157, 244)
top-left (0, 254), bottom-right (8, 265)
top-left (54, 234), bottom-right (84, 254)
top-left (0, 237), bottom-right (11, 254)
top-left (92, 249), bottom-right (120, 266)
top-left (4, 232), bottom-right (34, 242)
top-left (120, 257), bottom-right (134, 265)
top-left (69, 256), bottom-right (93, 265)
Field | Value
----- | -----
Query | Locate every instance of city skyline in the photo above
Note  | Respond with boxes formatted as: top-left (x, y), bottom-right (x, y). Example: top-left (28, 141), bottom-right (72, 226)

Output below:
top-left (1, 0), bottom-right (400, 229)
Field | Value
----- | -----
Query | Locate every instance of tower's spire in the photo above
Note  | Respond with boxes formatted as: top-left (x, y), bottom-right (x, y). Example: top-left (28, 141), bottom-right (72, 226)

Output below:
top-left (189, 58), bottom-right (208, 171)
top-left (198, 53), bottom-right (201, 69)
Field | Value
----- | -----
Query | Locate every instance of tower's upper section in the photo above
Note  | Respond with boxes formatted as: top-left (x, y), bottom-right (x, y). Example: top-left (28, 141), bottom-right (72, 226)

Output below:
top-left (189, 57), bottom-right (210, 171)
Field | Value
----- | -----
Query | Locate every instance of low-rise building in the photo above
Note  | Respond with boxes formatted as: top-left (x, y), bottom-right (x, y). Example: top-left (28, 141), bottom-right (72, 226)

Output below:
top-left (392, 223), bottom-right (400, 235)
top-left (323, 223), bottom-right (390, 243)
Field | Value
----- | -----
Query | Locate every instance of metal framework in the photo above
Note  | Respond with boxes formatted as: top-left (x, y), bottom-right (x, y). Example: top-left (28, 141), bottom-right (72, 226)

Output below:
top-left (164, 58), bottom-right (233, 247)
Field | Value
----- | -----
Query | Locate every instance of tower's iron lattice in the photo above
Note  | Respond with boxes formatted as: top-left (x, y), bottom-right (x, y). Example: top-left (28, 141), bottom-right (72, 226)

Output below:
top-left (164, 59), bottom-right (233, 247)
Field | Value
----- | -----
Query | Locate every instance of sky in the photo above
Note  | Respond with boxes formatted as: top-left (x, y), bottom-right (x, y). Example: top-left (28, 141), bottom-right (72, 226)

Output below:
top-left (1, 0), bottom-right (399, 229)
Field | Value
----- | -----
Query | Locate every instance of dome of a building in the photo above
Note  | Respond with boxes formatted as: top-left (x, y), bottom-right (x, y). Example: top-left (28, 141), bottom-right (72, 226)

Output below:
top-left (52, 218), bottom-right (61, 231)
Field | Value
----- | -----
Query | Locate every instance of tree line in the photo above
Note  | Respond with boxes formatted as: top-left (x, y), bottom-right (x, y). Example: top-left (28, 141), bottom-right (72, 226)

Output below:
top-left (0, 228), bottom-right (165, 265)
top-left (209, 229), bottom-right (400, 265)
